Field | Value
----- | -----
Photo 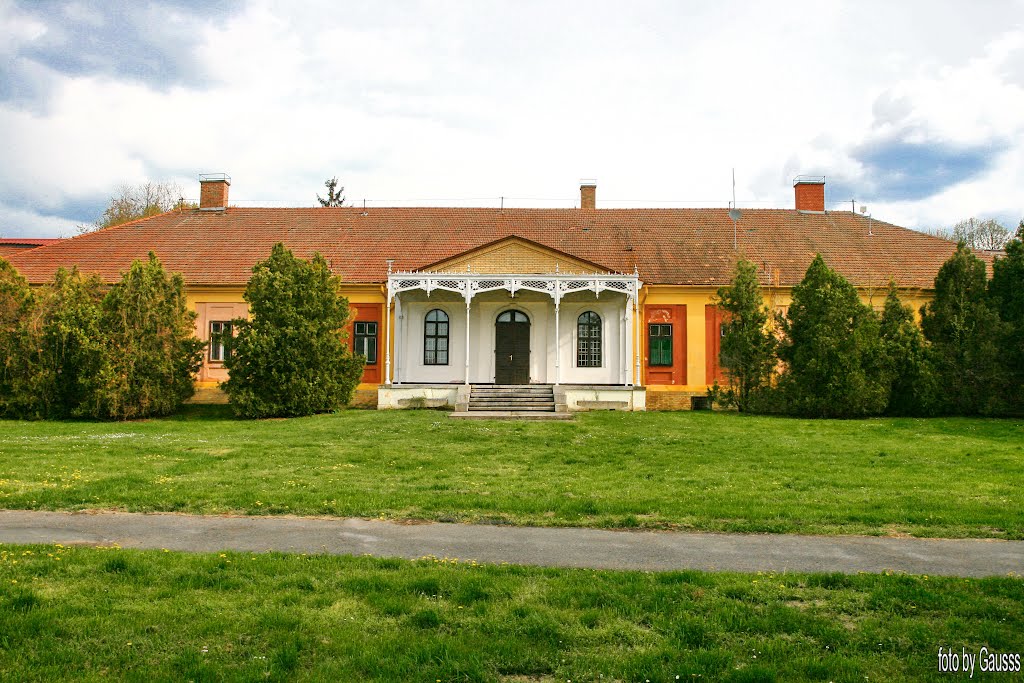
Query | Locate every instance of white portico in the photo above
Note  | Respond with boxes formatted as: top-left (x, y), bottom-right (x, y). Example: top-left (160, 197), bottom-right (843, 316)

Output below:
top-left (383, 270), bottom-right (641, 388)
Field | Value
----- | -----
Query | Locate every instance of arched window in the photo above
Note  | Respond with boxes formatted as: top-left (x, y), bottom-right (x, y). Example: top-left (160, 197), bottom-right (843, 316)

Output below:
top-left (424, 309), bottom-right (449, 365)
top-left (496, 310), bottom-right (529, 323)
top-left (577, 311), bottom-right (602, 367)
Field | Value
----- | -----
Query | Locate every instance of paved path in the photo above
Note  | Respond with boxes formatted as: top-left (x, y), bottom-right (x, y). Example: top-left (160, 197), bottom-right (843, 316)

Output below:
top-left (1, 510), bottom-right (1021, 578)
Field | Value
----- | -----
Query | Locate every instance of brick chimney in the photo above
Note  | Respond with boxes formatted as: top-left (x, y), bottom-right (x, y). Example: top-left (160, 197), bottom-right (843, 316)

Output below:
top-left (580, 179), bottom-right (596, 209)
top-left (793, 175), bottom-right (825, 212)
top-left (199, 173), bottom-right (231, 211)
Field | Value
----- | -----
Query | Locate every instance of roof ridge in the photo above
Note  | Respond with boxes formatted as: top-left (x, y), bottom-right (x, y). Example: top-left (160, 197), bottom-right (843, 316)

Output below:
top-left (28, 207), bottom-right (189, 252)
top-left (5, 204), bottom-right (970, 290)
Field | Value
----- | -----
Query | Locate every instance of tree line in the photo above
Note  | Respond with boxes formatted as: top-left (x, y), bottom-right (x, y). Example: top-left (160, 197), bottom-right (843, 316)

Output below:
top-left (4, 219), bottom-right (1020, 421)
top-left (712, 221), bottom-right (1024, 417)
top-left (1, 255), bottom-right (203, 419)
top-left (0, 245), bottom-right (364, 420)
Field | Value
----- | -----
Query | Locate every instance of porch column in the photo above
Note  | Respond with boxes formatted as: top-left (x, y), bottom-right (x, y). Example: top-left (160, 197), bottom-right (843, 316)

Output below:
top-left (622, 301), bottom-right (629, 386)
top-left (464, 296), bottom-right (472, 386)
top-left (393, 295), bottom-right (402, 384)
top-left (553, 300), bottom-right (560, 386)
top-left (385, 288), bottom-right (393, 385)
top-left (633, 284), bottom-right (641, 386)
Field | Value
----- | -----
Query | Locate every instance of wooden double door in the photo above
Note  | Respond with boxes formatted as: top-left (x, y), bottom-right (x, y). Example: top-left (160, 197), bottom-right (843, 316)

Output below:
top-left (494, 310), bottom-right (530, 384)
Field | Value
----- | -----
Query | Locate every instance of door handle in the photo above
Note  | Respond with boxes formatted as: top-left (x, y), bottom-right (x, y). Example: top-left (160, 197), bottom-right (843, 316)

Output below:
top-left (509, 354), bottom-right (513, 361)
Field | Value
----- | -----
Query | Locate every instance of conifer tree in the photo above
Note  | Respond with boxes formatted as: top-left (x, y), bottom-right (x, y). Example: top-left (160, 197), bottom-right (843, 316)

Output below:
top-left (317, 177), bottom-right (346, 207)
top-left (777, 254), bottom-right (888, 418)
top-left (713, 259), bottom-right (777, 411)
top-left (224, 243), bottom-right (364, 418)
top-left (920, 243), bottom-right (1006, 414)
top-left (0, 258), bottom-right (37, 417)
top-left (879, 282), bottom-right (937, 415)
top-left (91, 253), bottom-right (205, 419)
top-left (987, 221), bottom-right (1024, 412)
top-left (34, 268), bottom-right (107, 418)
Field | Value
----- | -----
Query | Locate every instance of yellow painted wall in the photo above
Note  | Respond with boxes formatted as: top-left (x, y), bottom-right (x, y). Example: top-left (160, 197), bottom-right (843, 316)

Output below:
top-left (186, 284), bottom-right (385, 389)
top-left (185, 281), bottom-right (933, 394)
top-left (641, 284), bottom-right (935, 393)
top-left (642, 286), bottom-right (718, 391)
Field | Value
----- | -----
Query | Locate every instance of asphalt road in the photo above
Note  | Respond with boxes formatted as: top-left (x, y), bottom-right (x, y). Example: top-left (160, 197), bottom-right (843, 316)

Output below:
top-left (1, 510), bottom-right (1021, 577)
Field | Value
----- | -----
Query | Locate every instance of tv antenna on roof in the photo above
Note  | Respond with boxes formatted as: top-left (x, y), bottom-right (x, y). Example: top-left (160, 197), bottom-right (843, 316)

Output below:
top-left (860, 205), bottom-right (873, 237)
top-left (729, 168), bottom-right (742, 250)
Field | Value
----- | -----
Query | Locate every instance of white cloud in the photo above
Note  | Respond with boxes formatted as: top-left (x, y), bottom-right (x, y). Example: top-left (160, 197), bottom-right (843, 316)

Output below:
top-left (0, 202), bottom-right (81, 239)
top-left (0, 0), bottom-right (1022, 237)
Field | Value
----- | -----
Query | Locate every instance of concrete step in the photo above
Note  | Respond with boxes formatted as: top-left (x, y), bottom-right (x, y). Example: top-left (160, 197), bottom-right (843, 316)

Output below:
top-left (471, 389), bottom-right (553, 395)
top-left (469, 400), bottom-right (555, 407)
top-left (471, 390), bottom-right (552, 394)
top-left (464, 384), bottom-right (558, 417)
top-left (471, 396), bottom-right (554, 401)
top-left (471, 394), bottom-right (554, 399)
top-left (468, 405), bottom-right (554, 412)
top-left (470, 395), bottom-right (554, 400)
top-left (449, 411), bottom-right (573, 421)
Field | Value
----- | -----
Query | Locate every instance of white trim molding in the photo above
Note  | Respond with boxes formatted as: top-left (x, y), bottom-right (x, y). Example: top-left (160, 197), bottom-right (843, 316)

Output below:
top-left (387, 270), bottom-right (642, 305)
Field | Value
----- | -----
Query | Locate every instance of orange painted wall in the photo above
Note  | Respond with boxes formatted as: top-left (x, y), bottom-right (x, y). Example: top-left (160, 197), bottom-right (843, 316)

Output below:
top-left (705, 305), bottom-right (727, 384)
top-left (644, 304), bottom-right (687, 385)
top-left (347, 302), bottom-right (383, 384)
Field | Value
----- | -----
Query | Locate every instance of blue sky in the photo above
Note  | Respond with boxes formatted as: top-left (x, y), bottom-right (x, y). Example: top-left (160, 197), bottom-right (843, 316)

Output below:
top-left (1, 0), bottom-right (1022, 237)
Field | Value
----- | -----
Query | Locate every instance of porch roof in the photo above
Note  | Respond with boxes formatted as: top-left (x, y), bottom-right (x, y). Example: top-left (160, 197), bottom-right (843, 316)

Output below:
top-left (387, 270), bottom-right (641, 303)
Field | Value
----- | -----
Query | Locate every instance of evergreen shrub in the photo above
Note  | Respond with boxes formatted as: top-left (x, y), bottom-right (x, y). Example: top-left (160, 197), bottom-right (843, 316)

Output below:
top-left (224, 243), bottom-right (364, 418)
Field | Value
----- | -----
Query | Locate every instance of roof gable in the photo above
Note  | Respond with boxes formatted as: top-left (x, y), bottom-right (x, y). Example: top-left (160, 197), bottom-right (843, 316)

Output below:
top-left (422, 235), bottom-right (616, 275)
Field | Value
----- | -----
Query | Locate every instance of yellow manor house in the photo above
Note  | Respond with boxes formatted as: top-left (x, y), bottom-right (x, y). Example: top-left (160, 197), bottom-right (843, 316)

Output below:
top-left (8, 174), bottom-right (965, 414)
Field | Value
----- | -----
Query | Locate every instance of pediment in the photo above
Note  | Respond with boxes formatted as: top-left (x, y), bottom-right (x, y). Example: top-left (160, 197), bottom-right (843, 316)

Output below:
top-left (423, 236), bottom-right (612, 275)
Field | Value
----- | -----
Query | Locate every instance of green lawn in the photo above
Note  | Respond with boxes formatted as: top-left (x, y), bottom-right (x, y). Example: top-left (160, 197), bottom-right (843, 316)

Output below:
top-left (1, 408), bottom-right (1022, 539)
top-left (1, 544), bottom-right (1020, 682)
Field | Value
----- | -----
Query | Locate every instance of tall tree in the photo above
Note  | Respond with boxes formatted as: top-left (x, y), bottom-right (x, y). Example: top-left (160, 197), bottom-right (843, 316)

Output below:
top-left (879, 282), bottom-right (937, 416)
top-left (79, 181), bottom-right (189, 234)
top-left (90, 253), bottom-right (205, 419)
top-left (925, 218), bottom-right (1012, 251)
top-left (33, 268), bottom-right (107, 418)
top-left (317, 177), bottom-right (346, 207)
top-left (0, 258), bottom-right (37, 417)
top-left (713, 259), bottom-right (777, 411)
top-left (777, 254), bottom-right (889, 418)
top-left (224, 243), bottom-right (364, 418)
top-left (920, 243), bottom-right (1006, 414)
top-left (988, 220), bottom-right (1024, 411)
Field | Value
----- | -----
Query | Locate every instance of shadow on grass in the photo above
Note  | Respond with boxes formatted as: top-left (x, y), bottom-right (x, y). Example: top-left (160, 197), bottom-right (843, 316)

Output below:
top-left (171, 403), bottom-right (376, 421)
top-left (170, 404), bottom-right (237, 421)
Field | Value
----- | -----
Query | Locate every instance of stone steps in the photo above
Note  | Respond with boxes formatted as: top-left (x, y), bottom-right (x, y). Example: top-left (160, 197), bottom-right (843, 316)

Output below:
top-left (448, 411), bottom-right (574, 421)
top-left (455, 384), bottom-right (567, 419)
top-left (469, 396), bottom-right (554, 404)
top-left (469, 405), bottom-right (554, 412)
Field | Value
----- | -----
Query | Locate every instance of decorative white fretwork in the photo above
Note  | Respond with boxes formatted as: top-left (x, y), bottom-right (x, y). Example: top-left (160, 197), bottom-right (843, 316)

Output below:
top-left (387, 271), bottom-right (641, 305)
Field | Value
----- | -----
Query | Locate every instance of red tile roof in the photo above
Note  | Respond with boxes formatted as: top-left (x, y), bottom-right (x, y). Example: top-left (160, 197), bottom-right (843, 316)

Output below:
top-left (0, 238), bottom-right (62, 245)
top-left (5, 207), bottom-right (973, 289)
top-left (0, 238), bottom-right (62, 258)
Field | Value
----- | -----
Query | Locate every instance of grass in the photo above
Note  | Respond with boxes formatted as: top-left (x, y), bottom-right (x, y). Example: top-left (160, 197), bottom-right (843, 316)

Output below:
top-left (0, 543), bottom-right (1020, 681)
top-left (1, 407), bottom-right (1022, 539)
